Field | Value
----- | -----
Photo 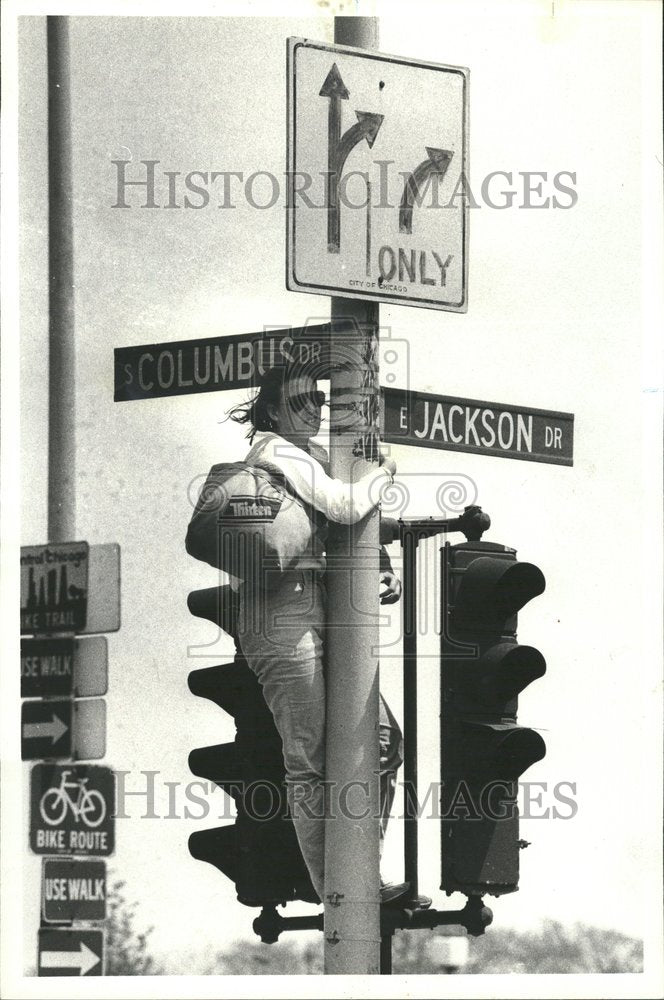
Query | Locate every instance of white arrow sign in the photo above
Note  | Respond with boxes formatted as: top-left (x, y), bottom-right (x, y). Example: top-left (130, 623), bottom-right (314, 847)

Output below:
top-left (287, 38), bottom-right (469, 311)
top-left (23, 713), bottom-right (69, 745)
top-left (40, 941), bottom-right (101, 976)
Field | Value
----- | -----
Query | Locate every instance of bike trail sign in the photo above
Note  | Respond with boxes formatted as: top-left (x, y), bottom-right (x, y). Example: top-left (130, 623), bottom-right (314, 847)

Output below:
top-left (21, 542), bottom-right (121, 636)
top-left (20, 542), bottom-right (89, 634)
top-left (287, 38), bottom-right (469, 311)
top-left (30, 764), bottom-right (115, 857)
top-left (42, 860), bottom-right (107, 923)
top-left (38, 929), bottom-right (104, 976)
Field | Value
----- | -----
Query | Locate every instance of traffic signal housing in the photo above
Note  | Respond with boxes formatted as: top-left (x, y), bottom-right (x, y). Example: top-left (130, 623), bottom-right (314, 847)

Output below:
top-left (187, 585), bottom-right (317, 907)
top-left (440, 541), bottom-right (546, 897)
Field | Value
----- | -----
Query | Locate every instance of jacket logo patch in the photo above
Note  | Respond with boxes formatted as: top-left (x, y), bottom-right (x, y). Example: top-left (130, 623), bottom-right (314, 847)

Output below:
top-left (220, 495), bottom-right (282, 522)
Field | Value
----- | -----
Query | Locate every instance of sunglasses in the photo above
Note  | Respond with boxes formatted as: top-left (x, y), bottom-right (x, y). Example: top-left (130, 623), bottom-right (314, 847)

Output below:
top-left (287, 390), bottom-right (326, 413)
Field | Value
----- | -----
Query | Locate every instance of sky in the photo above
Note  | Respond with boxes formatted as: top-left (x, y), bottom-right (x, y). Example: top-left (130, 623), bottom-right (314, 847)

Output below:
top-left (2, 1), bottom-right (663, 997)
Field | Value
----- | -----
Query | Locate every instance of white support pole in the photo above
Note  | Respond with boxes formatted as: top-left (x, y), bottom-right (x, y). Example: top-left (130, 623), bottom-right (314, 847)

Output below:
top-left (46, 16), bottom-right (76, 543)
top-left (324, 15), bottom-right (382, 977)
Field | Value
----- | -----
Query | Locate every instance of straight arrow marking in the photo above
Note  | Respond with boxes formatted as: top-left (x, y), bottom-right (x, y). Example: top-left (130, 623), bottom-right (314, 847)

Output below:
top-left (40, 942), bottom-right (100, 976)
top-left (320, 64), bottom-right (384, 253)
top-left (23, 713), bottom-right (69, 744)
top-left (320, 63), bottom-right (347, 254)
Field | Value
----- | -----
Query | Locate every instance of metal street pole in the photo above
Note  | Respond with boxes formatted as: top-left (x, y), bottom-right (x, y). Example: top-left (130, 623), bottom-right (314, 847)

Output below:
top-left (324, 14), bottom-right (381, 977)
top-left (46, 16), bottom-right (76, 543)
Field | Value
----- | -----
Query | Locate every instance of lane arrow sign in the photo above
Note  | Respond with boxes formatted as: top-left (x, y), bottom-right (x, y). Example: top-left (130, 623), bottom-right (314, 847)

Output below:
top-left (320, 64), bottom-right (384, 252)
top-left (335, 111), bottom-right (384, 169)
top-left (40, 941), bottom-right (101, 976)
top-left (22, 700), bottom-right (73, 760)
top-left (399, 147), bottom-right (454, 234)
top-left (23, 713), bottom-right (69, 745)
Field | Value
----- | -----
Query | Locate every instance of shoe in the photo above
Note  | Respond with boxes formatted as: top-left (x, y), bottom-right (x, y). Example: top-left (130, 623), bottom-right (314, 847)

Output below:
top-left (380, 880), bottom-right (411, 905)
top-left (404, 892), bottom-right (432, 910)
top-left (379, 880), bottom-right (433, 909)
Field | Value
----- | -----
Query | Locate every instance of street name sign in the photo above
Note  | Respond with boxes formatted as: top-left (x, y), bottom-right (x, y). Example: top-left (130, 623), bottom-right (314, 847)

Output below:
top-left (287, 38), bottom-right (469, 311)
top-left (114, 326), bottom-right (331, 402)
top-left (21, 636), bottom-right (109, 699)
top-left (21, 543), bottom-right (121, 636)
top-left (114, 324), bottom-right (406, 402)
top-left (38, 929), bottom-right (104, 976)
top-left (382, 386), bottom-right (574, 466)
top-left (113, 335), bottom-right (573, 464)
top-left (30, 764), bottom-right (115, 857)
top-left (42, 860), bottom-right (107, 923)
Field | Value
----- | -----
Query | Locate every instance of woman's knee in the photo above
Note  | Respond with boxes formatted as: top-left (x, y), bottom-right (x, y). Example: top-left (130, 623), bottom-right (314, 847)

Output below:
top-left (276, 681), bottom-right (326, 781)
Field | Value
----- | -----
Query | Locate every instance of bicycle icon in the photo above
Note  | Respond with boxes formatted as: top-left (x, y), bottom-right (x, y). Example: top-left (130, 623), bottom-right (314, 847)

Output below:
top-left (39, 770), bottom-right (106, 828)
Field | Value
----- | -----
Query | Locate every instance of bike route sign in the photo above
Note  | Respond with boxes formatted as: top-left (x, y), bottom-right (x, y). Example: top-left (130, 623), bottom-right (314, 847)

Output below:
top-left (42, 859), bottom-right (107, 923)
top-left (38, 929), bottom-right (104, 976)
top-left (30, 764), bottom-right (115, 857)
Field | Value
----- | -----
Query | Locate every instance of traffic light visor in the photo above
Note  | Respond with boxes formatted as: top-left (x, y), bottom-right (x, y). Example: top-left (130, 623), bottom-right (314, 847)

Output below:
top-left (455, 558), bottom-right (545, 624)
top-left (477, 644), bottom-right (546, 703)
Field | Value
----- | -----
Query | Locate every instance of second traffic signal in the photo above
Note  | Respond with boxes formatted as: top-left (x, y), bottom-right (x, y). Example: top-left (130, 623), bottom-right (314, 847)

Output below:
top-left (440, 541), bottom-right (547, 897)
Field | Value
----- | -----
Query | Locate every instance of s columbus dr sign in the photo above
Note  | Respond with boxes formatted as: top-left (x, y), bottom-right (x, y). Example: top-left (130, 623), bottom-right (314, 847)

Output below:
top-left (114, 329), bottom-right (328, 402)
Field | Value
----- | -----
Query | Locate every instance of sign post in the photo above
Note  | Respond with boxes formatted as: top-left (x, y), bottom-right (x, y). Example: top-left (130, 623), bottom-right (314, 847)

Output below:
top-left (30, 16), bottom-right (117, 978)
top-left (47, 14), bottom-right (76, 544)
top-left (321, 16), bottom-right (382, 977)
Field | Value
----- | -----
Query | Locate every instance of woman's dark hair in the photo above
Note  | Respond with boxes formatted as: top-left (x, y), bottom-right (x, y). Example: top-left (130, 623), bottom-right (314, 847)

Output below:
top-left (226, 364), bottom-right (290, 442)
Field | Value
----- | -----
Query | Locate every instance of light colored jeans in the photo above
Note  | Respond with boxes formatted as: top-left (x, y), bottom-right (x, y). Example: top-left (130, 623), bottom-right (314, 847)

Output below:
top-left (237, 568), bottom-right (403, 902)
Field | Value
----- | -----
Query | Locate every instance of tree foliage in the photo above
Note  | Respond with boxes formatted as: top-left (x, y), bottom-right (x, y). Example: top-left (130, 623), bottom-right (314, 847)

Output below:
top-left (105, 878), bottom-right (163, 976)
top-left (462, 919), bottom-right (644, 975)
top-left (210, 937), bottom-right (323, 975)
top-left (209, 918), bottom-right (643, 975)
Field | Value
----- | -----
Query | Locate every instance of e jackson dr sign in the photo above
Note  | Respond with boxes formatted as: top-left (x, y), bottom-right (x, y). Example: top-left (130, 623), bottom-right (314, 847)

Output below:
top-left (382, 387), bottom-right (573, 466)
